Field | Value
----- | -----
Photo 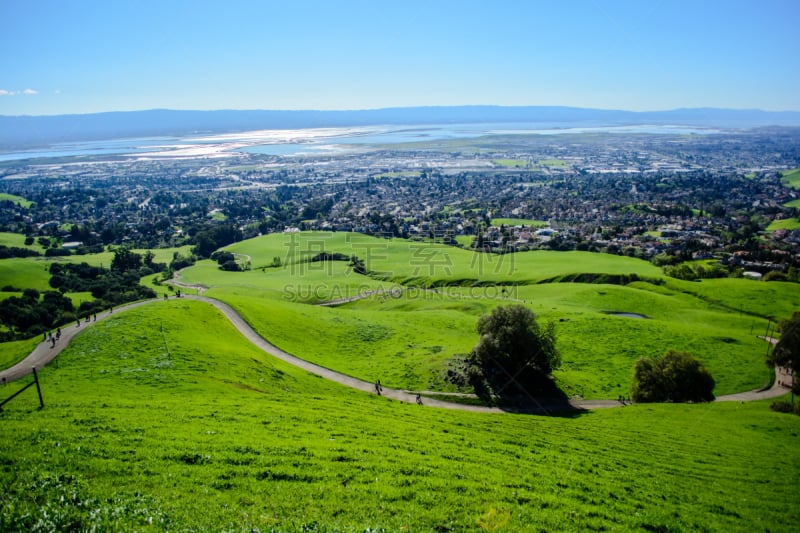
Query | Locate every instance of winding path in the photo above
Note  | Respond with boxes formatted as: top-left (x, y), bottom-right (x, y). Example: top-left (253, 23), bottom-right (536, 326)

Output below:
top-left (0, 296), bottom-right (791, 413)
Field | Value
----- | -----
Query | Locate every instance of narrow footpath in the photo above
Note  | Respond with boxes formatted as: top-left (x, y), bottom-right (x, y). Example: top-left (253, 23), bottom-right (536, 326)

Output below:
top-left (0, 295), bottom-right (790, 413)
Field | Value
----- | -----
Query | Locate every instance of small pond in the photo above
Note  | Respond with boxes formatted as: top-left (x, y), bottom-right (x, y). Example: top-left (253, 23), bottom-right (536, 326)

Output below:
top-left (604, 311), bottom-right (648, 319)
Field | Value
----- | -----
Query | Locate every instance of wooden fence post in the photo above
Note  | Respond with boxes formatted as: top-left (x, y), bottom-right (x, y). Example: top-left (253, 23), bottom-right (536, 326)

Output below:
top-left (32, 367), bottom-right (44, 408)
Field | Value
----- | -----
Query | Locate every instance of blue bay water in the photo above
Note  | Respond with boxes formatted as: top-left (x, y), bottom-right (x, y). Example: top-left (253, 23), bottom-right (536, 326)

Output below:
top-left (0, 123), bottom-right (720, 161)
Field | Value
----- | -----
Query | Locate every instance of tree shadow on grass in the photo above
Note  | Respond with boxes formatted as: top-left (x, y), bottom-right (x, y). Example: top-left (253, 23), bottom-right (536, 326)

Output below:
top-left (471, 368), bottom-right (587, 418)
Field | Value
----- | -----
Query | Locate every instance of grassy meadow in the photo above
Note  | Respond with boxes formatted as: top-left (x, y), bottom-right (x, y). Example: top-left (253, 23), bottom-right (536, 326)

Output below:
top-left (167, 232), bottom-right (790, 398)
top-left (767, 218), bottom-right (800, 231)
top-left (0, 193), bottom-right (34, 208)
top-left (779, 167), bottom-right (800, 190)
top-left (3, 232), bottom-right (793, 398)
top-left (1, 300), bottom-right (798, 532)
top-left (490, 217), bottom-right (548, 228)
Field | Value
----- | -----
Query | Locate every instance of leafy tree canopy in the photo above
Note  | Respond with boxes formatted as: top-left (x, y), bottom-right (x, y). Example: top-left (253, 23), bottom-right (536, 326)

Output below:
top-left (770, 311), bottom-right (800, 390)
top-left (467, 305), bottom-right (560, 399)
top-left (632, 350), bottom-right (715, 403)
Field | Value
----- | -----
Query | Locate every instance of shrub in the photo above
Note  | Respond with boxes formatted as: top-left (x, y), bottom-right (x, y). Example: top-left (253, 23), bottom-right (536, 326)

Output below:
top-left (769, 400), bottom-right (795, 413)
top-left (632, 350), bottom-right (715, 403)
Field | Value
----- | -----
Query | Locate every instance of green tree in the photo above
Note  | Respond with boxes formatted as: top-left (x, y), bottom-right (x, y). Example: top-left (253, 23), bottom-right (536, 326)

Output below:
top-left (769, 312), bottom-right (800, 392)
top-left (111, 247), bottom-right (142, 272)
top-left (468, 305), bottom-right (559, 398)
top-left (632, 350), bottom-right (715, 403)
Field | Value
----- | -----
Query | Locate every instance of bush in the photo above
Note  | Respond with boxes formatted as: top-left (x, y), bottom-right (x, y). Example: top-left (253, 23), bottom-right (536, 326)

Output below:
top-left (632, 350), bottom-right (715, 403)
top-left (769, 400), bottom-right (796, 414)
top-left (220, 260), bottom-right (241, 272)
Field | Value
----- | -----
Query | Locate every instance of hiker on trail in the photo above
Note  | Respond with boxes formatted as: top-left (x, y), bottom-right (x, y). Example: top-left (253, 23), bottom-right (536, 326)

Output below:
top-left (76, 318), bottom-right (80, 327)
top-left (375, 380), bottom-right (382, 395)
top-left (93, 314), bottom-right (96, 322)
top-left (416, 393), bottom-right (423, 405)
top-left (56, 328), bottom-right (61, 340)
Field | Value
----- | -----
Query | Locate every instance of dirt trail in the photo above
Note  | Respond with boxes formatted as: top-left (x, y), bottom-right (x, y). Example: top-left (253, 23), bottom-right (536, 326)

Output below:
top-left (0, 295), bottom-right (789, 413)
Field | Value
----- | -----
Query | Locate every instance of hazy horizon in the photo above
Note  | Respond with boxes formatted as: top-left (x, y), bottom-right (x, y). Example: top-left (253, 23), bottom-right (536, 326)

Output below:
top-left (4, 103), bottom-right (800, 119)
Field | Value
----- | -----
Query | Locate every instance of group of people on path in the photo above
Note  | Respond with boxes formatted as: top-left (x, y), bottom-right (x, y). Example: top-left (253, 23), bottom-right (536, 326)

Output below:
top-left (375, 379), bottom-right (424, 405)
top-left (40, 293), bottom-right (183, 349)
top-left (75, 314), bottom-right (98, 328)
top-left (778, 366), bottom-right (794, 388)
top-left (43, 327), bottom-right (62, 348)
top-left (42, 306), bottom-right (114, 348)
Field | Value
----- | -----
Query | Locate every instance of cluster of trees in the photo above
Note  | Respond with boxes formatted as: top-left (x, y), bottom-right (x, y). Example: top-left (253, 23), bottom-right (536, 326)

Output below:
top-left (192, 224), bottom-right (242, 258)
top-left (767, 313), bottom-right (800, 415)
top-left (0, 248), bottom-right (165, 341)
top-left (0, 245), bottom-right (40, 259)
top-left (50, 260), bottom-right (158, 318)
top-left (210, 251), bottom-right (241, 272)
top-left (0, 289), bottom-right (75, 341)
top-left (662, 262), bottom-right (730, 281)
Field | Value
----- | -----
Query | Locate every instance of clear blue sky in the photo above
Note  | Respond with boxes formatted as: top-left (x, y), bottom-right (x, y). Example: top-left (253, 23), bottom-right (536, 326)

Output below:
top-left (1, 0), bottom-right (798, 115)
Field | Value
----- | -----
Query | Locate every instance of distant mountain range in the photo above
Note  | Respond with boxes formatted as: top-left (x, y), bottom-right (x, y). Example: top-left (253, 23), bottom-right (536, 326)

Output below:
top-left (2, 105), bottom-right (800, 150)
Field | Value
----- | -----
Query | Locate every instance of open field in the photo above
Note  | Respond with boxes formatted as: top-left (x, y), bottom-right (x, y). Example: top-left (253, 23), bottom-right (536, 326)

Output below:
top-left (784, 198), bottom-right (800, 208)
top-left (1, 300), bottom-right (798, 532)
top-left (153, 232), bottom-right (794, 398)
top-left (768, 218), bottom-right (800, 231)
top-left (780, 167), bottom-right (800, 190)
top-left (492, 159), bottom-right (528, 168)
top-left (0, 193), bottom-right (34, 208)
top-left (0, 231), bottom-right (44, 251)
top-left (222, 232), bottom-right (662, 287)
top-left (2, 232), bottom-right (794, 399)
top-left (538, 158), bottom-right (567, 166)
top-left (0, 257), bottom-right (54, 291)
top-left (490, 218), bottom-right (548, 228)
top-left (338, 281), bottom-right (774, 397)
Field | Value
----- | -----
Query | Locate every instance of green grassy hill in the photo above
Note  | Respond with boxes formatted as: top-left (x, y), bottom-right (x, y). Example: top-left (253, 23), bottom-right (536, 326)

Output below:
top-left (3, 232), bottom-right (792, 398)
top-left (172, 233), bottom-right (791, 398)
top-left (2, 300), bottom-right (798, 532)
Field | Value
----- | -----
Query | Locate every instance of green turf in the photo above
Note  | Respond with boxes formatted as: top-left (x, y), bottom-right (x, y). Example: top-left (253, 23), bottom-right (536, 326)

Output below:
top-left (0, 231), bottom-right (43, 251)
top-left (0, 193), bottom-right (34, 208)
top-left (538, 159), bottom-right (567, 167)
top-left (1, 300), bottom-right (797, 532)
top-left (373, 171), bottom-right (421, 178)
top-left (492, 159), bottom-right (528, 168)
top-left (0, 257), bottom-right (54, 291)
top-left (784, 198), bottom-right (800, 208)
top-left (490, 218), bottom-right (548, 228)
top-left (454, 235), bottom-right (474, 247)
top-left (4, 232), bottom-right (791, 400)
top-left (0, 335), bottom-right (40, 369)
top-left (767, 218), bottom-right (800, 231)
top-left (780, 168), bottom-right (800, 190)
top-left (170, 233), bottom-right (796, 398)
